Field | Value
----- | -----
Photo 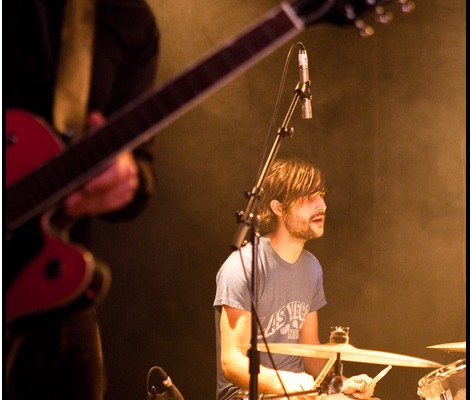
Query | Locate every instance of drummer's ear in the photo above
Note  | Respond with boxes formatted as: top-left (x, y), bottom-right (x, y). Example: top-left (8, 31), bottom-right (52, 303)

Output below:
top-left (270, 200), bottom-right (283, 216)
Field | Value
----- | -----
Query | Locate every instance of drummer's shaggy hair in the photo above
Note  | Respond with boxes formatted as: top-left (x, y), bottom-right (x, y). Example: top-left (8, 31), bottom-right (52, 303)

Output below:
top-left (258, 158), bottom-right (325, 235)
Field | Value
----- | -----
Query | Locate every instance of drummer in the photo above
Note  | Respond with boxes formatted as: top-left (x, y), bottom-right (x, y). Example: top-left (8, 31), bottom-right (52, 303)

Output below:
top-left (214, 158), bottom-right (376, 400)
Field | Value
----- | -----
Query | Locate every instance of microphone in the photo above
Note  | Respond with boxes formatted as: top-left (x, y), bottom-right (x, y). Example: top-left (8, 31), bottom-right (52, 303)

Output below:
top-left (298, 46), bottom-right (312, 119)
top-left (147, 366), bottom-right (185, 400)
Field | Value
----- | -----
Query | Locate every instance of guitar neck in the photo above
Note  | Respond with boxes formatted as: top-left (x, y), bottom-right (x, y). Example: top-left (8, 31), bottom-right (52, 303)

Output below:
top-left (6, 4), bottom-right (305, 231)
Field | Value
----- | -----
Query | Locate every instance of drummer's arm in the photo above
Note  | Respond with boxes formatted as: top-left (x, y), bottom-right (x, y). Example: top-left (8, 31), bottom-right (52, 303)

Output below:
top-left (220, 305), bottom-right (315, 394)
top-left (299, 311), bottom-right (331, 378)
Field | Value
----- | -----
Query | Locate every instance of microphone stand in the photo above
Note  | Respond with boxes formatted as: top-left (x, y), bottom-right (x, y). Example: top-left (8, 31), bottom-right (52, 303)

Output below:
top-left (231, 79), bottom-right (310, 400)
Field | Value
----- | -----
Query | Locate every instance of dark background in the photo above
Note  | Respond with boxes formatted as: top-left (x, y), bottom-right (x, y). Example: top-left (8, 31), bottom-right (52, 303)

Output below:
top-left (91, 1), bottom-right (467, 399)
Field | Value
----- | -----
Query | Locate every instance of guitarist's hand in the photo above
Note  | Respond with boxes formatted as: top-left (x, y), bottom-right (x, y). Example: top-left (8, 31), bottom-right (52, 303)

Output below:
top-left (64, 111), bottom-right (140, 217)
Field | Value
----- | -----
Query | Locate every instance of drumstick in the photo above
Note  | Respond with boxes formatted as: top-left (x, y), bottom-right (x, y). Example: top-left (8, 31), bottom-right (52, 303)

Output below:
top-left (365, 365), bottom-right (392, 390)
top-left (313, 357), bottom-right (336, 390)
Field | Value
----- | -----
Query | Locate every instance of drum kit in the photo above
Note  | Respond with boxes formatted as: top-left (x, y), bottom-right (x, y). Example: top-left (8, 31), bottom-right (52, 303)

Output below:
top-left (237, 328), bottom-right (467, 399)
top-left (418, 342), bottom-right (466, 400)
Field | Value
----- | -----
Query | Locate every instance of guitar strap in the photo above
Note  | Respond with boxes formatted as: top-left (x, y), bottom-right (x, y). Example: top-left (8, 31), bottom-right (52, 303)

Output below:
top-left (53, 0), bottom-right (96, 142)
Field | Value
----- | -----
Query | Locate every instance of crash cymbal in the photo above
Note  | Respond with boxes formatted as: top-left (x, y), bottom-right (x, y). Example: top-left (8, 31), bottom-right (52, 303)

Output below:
top-left (427, 341), bottom-right (466, 353)
top-left (240, 343), bottom-right (442, 368)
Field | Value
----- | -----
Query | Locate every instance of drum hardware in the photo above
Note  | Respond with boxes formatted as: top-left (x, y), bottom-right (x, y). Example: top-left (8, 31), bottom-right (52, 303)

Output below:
top-left (313, 358), bottom-right (336, 391)
top-left (417, 359), bottom-right (466, 400)
top-left (238, 327), bottom-right (442, 399)
top-left (427, 342), bottom-right (466, 353)
top-left (327, 327), bottom-right (349, 395)
top-left (323, 327), bottom-right (392, 395)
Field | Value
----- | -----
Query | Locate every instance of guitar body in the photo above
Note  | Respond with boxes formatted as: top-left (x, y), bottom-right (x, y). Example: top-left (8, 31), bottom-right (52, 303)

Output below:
top-left (6, 110), bottom-right (109, 324)
top-left (6, 110), bottom-right (64, 186)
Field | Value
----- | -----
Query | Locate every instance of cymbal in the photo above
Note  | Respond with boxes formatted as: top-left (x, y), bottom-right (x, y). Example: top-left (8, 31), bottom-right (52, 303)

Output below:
top-left (427, 341), bottom-right (466, 353)
top-left (240, 343), bottom-right (442, 368)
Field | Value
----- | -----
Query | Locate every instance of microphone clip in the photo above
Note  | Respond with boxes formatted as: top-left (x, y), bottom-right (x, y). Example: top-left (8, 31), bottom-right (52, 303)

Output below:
top-left (295, 79), bottom-right (312, 99)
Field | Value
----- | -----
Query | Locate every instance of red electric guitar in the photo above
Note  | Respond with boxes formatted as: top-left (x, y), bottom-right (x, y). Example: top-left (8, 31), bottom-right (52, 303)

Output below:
top-left (6, 0), bottom-right (402, 324)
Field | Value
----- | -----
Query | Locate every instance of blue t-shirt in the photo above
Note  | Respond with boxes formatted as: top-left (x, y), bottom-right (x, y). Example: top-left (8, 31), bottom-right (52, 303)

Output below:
top-left (214, 237), bottom-right (327, 400)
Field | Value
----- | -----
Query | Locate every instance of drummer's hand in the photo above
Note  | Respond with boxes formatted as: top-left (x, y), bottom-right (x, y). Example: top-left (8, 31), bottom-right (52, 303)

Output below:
top-left (342, 374), bottom-right (375, 399)
top-left (276, 371), bottom-right (315, 399)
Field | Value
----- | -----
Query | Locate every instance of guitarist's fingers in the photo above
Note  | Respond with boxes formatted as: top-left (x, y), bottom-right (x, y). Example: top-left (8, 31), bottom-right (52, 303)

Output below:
top-left (64, 111), bottom-right (139, 217)
top-left (65, 177), bottom-right (137, 216)
top-left (82, 151), bottom-right (138, 193)
top-left (64, 151), bottom-right (139, 216)
top-left (67, 179), bottom-right (137, 216)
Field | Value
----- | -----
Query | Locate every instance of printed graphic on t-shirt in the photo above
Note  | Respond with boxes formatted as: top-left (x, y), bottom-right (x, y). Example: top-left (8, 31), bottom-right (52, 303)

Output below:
top-left (259, 301), bottom-right (310, 341)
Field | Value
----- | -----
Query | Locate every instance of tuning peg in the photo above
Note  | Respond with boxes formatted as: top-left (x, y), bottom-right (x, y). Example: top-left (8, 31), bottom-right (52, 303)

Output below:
top-left (344, 3), bottom-right (357, 21)
top-left (374, 6), bottom-right (394, 24)
top-left (398, 0), bottom-right (416, 13)
top-left (354, 19), bottom-right (375, 38)
top-left (344, 2), bottom-right (388, 37)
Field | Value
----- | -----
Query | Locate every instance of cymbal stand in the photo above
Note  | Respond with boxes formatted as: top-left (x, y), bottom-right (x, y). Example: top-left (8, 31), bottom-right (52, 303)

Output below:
top-left (231, 80), bottom-right (309, 400)
top-left (327, 353), bottom-right (344, 394)
top-left (327, 326), bottom-right (350, 395)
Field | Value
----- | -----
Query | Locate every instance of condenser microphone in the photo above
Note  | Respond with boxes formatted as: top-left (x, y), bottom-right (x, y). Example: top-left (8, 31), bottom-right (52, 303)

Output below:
top-left (147, 366), bottom-right (185, 400)
top-left (298, 46), bottom-right (312, 119)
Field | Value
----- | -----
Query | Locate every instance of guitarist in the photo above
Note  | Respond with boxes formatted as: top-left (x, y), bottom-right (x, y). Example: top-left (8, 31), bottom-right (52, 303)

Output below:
top-left (5, 1), bottom-right (160, 399)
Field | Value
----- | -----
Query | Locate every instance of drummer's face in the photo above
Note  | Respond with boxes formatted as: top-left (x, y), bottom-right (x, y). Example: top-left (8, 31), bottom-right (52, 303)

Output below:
top-left (282, 191), bottom-right (326, 241)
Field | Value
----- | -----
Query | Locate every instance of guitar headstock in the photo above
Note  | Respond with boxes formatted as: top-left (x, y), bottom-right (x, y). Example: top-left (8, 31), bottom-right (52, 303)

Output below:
top-left (292, 0), bottom-right (415, 37)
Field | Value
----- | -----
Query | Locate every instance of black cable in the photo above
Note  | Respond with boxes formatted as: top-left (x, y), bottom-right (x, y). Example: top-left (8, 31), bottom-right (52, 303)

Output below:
top-left (147, 366), bottom-right (161, 400)
top-left (256, 42), bottom-right (305, 180)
